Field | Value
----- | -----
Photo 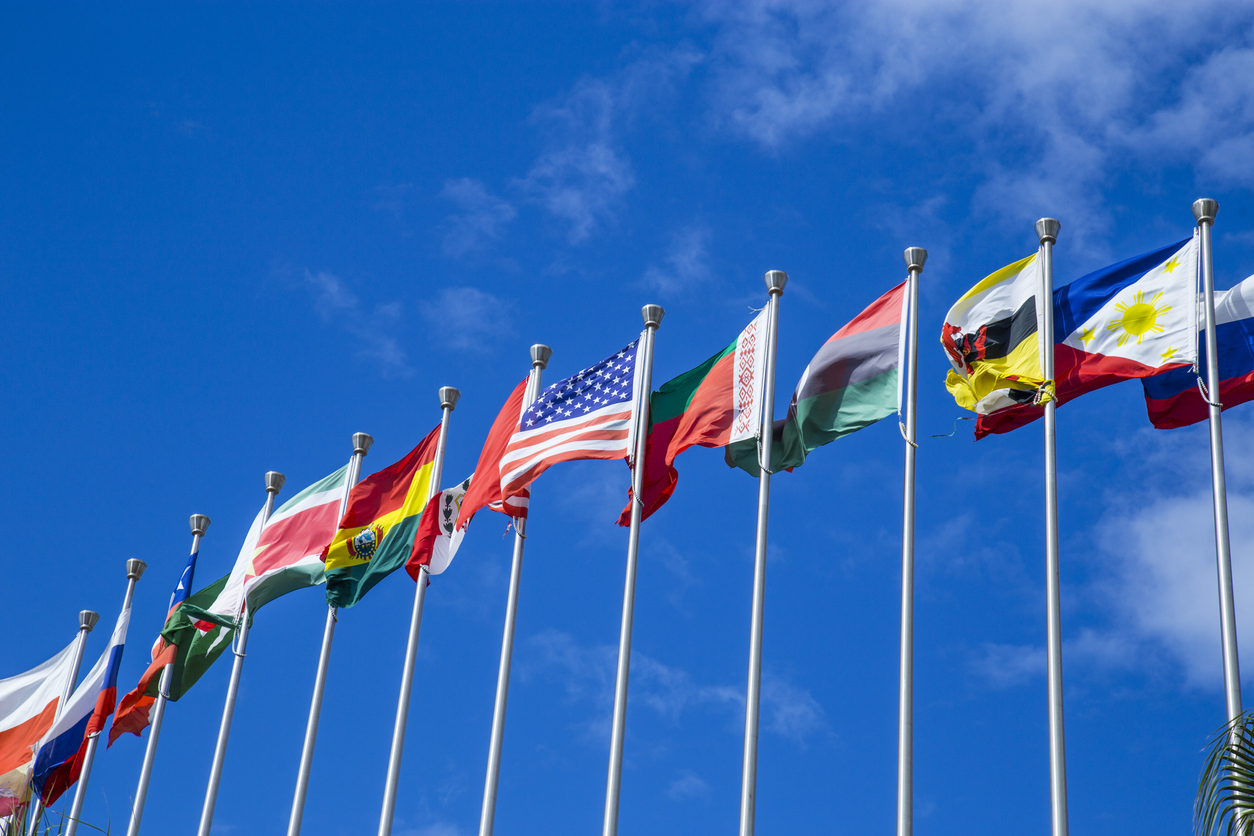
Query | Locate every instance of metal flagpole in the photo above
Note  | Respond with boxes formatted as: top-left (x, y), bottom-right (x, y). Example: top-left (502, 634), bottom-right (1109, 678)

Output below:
top-left (286, 433), bottom-right (373, 836)
top-left (897, 248), bottom-right (926, 836)
top-left (1036, 217), bottom-right (1069, 836)
top-left (25, 610), bottom-right (98, 835)
top-left (1194, 198), bottom-right (1244, 723)
top-left (478, 344), bottom-right (550, 836)
top-left (378, 388), bottom-right (459, 836)
top-left (64, 559), bottom-right (147, 836)
top-left (197, 471), bottom-right (286, 836)
top-left (738, 271), bottom-right (787, 836)
top-left (602, 304), bottom-right (664, 836)
top-left (125, 515), bottom-right (210, 836)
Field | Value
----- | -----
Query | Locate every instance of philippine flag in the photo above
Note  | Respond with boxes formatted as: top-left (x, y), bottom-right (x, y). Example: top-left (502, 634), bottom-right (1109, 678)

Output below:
top-left (977, 235), bottom-right (1199, 437)
top-left (30, 604), bottom-right (131, 806)
top-left (1142, 273), bottom-right (1254, 428)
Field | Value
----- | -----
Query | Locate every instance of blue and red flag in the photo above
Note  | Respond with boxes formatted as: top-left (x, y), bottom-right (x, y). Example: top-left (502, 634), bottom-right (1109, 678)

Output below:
top-left (977, 236), bottom-right (1199, 437)
top-left (1142, 273), bottom-right (1254, 428)
top-left (30, 602), bottom-right (131, 804)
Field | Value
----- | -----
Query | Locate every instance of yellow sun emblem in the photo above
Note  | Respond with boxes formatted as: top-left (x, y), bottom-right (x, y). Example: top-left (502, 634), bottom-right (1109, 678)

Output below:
top-left (1106, 291), bottom-right (1172, 346)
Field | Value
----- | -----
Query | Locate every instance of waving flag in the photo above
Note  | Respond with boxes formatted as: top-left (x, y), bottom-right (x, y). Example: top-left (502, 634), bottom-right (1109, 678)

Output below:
top-left (974, 237), bottom-right (1197, 436)
top-left (457, 378), bottom-right (531, 529)
top-left (500, 338), bottom-right (643, 502)
top-left (324, 427), bottom-right (440, 607)
top-left (0, 640), bottom-right (80, 815)
top-left (408, 475), bottom-right (472, 578)
top-left (30, 605), bottom-right (132, 805)
top-left (1143, 272), bottom-right (1254, 428)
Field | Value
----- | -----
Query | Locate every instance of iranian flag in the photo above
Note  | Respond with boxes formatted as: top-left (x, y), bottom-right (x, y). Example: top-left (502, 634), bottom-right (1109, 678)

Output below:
top-left (617, 310), bottom-right (768, 525)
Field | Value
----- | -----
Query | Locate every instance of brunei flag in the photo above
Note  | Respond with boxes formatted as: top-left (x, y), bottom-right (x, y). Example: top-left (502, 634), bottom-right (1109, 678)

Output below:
top-left (324, 425), bottom-right (440, 608)
top-left (942, 252), bottom-right (1049, 420)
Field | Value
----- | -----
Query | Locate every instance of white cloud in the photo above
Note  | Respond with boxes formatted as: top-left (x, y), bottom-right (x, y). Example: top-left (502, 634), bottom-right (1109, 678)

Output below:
top-left (968, 642), bottom-right (1047, 689)
top-left (440, 178), bottom-right (517, 257)
top-left (666, 770), bottom-right (711, 800)
top-left (418, 287), bottom-right (514, 353)
top-left (297, 269), bottom-right (412, 377)
top-left (642, 225), bottom-right (713, 297)
top-left (397, 823), bottom-right (466, 836)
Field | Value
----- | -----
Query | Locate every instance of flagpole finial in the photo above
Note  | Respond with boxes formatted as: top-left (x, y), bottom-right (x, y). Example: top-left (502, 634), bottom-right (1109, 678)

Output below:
top-left (530, 344), bottom-right (552, 369)
top-left (127, 559), bottom-right (148, 580)
top-left (641, 304), bottom-right (665, 328)
top-left (265, 471), bottom-right (287, 495)
top-left (1193, 198), bottom-right (1219, 225)
top-left (764, 270), bottom-right (788, 295)
top-left (189, 514), bottom-right (211, 536)
top-left (352, 433), bottom-right (374, 456)
top-left (439, 387), bottom-right (461, 411)
top-left (79, 610), bottom-right (99, 632)
top-left (903, 248), bottom-right (928, 271)
top-left (1035, 218), bottom-right (1060, 244)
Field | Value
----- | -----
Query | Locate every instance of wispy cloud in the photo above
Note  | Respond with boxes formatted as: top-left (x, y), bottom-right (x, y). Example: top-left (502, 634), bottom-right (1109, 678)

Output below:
top-left (666, 770), bottom-right (711, 801)
top-left (968, 642), bottom-right (1047, 689)
top-left (642, 224), bottom-right (713, 297)
top-left (418, 286), bottom-right (515, 354)
top-left (296, 268), bottom-right (412, 377)
top-left (439, 178), bottom-right (517, 257)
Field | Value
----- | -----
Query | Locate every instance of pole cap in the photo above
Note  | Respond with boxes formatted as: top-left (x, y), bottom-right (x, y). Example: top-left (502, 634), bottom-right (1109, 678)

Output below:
top-left (79, 610), bottom-right (99, 632)
top-left (530, 344), bottom-right (552, 369)
top-left (903, 248), bottom-right (928, 271)
top-left (765, 270), bottom-right (789, 294)
top-left (1193, 198), bottom-right (1219, 225)
top-left (127, 559), bottom-right (147, 580)
top-left (189, 514), bottom-right (211, 536)
top-left (641, 304), bottom-right (665, 328)
top-left (352, 433), bottom-right (374, 456)
top-left (1035, 218), bottom-right (1061, 244)
top-left (265, 471), bottom-right (286, 495)
top-left (439, 387), bottom-right (461, 410)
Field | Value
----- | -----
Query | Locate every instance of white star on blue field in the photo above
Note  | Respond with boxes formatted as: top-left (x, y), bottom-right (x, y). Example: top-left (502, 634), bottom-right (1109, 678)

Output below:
top-left (5, 4), bottom-right (1254, 835)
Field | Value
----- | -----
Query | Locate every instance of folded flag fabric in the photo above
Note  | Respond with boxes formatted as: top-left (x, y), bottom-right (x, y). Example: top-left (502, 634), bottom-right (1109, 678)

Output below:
top-left (615, 311), bottom-right (766, 524)
top-left (324, 426), bottom-right (440, 607)
top-left (729, 282), bottom-right (908, 475)
top-left (0, 640), bottom-right (80, 815)
top-left (31, 603), bottom-right (132, 806)
top-left (500, 338), bottom-right (644, 504)
top-left (408, 475), bottom-right (471, 578)
top-left (1143, 272), bottom-right (1254, 428)
top-left (942, 252), bottom-right (1048, 418)
top-left (457, 378), bottom-right (531, 529)
top-left (971, 237), bottom-right (1197, 436)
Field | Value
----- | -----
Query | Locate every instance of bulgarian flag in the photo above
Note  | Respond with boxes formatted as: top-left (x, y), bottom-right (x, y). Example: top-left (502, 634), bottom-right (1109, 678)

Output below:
top-left (324, 426), bottom-right (440, 608)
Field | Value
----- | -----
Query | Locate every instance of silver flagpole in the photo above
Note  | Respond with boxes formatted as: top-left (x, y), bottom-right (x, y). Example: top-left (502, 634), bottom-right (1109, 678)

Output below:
top-left (738, 271), bottom-right (787, 836)
top-left (478, 344), bottom-right (550, 836)
top-left (125, 514), bottom-right (210, 836)
top-left (897, 248), bottom-right (926, 836)
top-left (286, 433), bottom-right (373, 836)
top-left (25, 611), bottom-right (98, 835)
top-left (197, 471), bottom-right (286, 836)
top-left (378, 388), bottom-right (459, 836)
top-left (1194, 198), bottom-right (1244, 722)
top-left (602, 304), bottom-right (664, 836)
top-left (1036, 217), bottom-right (1069, 836)
top-left (64, 560), bottom-right (147, 836)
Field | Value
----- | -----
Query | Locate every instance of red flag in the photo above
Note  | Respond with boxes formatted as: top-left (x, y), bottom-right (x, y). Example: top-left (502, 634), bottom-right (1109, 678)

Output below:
top-left (456, 378), bottom-right (530, 530)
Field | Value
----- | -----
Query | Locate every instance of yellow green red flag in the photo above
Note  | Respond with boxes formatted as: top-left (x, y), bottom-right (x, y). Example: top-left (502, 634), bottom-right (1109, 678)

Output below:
top-left (324, 425), bottom-right (440, 607)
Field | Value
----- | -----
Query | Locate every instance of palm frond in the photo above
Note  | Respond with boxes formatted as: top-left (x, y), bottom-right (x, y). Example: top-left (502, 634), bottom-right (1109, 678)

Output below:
top-left (1197, 710), bottom-right (1254, 836)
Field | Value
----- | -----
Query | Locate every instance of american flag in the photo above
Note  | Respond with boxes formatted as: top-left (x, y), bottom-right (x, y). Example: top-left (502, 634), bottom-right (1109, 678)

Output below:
top-left (500, 337), bottom-right (643, 500)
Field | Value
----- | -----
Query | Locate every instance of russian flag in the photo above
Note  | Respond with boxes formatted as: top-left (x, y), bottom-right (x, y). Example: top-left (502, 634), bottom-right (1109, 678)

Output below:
top-left (977, 236), bottom-right (1198, 437)
top-left (30, 604), bottom-right (131, 806)
top-left (1142, 273), bottom-right (1254, 428)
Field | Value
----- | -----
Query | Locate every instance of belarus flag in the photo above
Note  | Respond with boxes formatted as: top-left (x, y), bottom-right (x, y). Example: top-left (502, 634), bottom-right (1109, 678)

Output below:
top-left (977, 235), bottom-right (1199, 437)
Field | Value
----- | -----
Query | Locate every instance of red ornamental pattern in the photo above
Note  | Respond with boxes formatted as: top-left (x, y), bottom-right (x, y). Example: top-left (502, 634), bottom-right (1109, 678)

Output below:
top-left (734, 319), bottom-right (759, 436)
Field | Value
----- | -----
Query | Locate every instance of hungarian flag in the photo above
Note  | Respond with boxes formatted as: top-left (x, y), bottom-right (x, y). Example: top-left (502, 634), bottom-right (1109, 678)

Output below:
top-left (616, 311), bottom-right (766, 525)
top-left (407, 475), bottom-right (471, 579)
top-left (727, 282), bottom-right (907, 475)
top-left (324, 426), bottom-right (440, 608)
top-left (456, 377), bottom-right (531, 529)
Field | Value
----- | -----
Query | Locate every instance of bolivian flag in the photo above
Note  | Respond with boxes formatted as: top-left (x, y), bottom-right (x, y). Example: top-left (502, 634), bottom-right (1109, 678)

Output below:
top-left (941, 252), bottom-right (1051, 417)
top-left (324, 425), bottom-right (440, 608)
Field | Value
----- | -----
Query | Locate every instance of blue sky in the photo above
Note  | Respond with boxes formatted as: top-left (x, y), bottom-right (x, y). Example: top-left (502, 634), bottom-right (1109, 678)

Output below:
top-left (6, 3), bottom-right (1254, 834)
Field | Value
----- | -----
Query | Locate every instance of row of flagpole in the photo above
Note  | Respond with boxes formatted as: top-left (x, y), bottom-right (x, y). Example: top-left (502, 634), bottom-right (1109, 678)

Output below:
top-left (18, 201), bottom-right (1248, 836)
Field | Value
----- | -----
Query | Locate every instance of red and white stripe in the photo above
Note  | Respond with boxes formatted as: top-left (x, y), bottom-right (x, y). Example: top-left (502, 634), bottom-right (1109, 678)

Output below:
top-left (499, 401), bottom-right (635, 500)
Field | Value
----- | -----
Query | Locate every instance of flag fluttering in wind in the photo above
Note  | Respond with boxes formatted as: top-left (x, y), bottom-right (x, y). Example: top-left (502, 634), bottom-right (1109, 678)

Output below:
top-left (615, 311), bottom-right (766, 524)
top-left (408, 475), bottom-right (471, 578)
top-left (0, 640), bottom-right (80, 815)
top-left (966, 237), bottom-right (1197, 437)
top-left (457, 378), bottom-right (531, 529)
top-left (324, 427), bottom-right (440, 607)
top-left (500, 339), bottom-right (643, 503)
top-left (1143, 272), bottom-right (1254, 428)
top-left (30, 606), bottom-right (132, 805)
top-left (942, 252), bottom-right (1048, 421)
